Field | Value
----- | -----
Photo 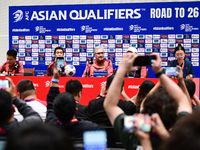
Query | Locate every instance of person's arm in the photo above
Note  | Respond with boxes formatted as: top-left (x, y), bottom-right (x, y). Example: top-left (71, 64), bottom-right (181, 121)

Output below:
top-left (186, 63), bottom-right (195, 79)
top-left (151, 53), bottom-right (192, 114)
top-left (177, 65), bottom-right (191, 105)
top-left (192, 94), bottom-right (200, 106)
top-left (5, 77), bottom-right (42, 123)
top-left (140, 66), bottom-right (147, 78)
top-left (121, 87), bottom-right (131, 101)
top-left (82, 63), bottom-right (90, 77)
top-left (14, 63), bottom-right (24, 76)
top-left (107, 60), bottom-right (113, 77)
top-left (104, 53), bottom-right (138, 126)
top-left (45, 65), bottom-right (61, 124)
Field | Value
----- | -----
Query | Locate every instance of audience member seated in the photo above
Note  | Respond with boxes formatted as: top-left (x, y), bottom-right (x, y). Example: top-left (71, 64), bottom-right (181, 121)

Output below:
top-left (45, 66), bottom-right (100, 138)
top-left (83, 75), bottom-right (139, 127)
top-left (0, 77), bottom-right (42, 137)
top-left (65, 79), bottom-right (87, 120)
top-left (5, 123), bottom-right (74, 150)
top-left (104, 53), bottom-right (192, 150)
top-left (14, 79), bottom-right (47, 122)
top-left (0, 50), bottom-right (24, 76)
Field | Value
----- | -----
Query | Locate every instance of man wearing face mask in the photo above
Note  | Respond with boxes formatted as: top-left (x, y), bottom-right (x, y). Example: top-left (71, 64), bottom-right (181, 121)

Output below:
top-left (82, 46), bottom-right (113, 77)
top-left (0, 49), bottom-right (24, 76)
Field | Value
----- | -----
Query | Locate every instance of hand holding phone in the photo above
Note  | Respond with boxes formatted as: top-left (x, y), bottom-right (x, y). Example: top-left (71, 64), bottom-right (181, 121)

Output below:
top-left (133, 56), bottom-right (156, 66)
top-left (124, 115), bottom-right (151, 133)
top-left (56, 57), bottom-right (65, 73)
top-left (163, 67), bottom-right (180, 77)
top-left (0, 80), bottom-right (10, 89)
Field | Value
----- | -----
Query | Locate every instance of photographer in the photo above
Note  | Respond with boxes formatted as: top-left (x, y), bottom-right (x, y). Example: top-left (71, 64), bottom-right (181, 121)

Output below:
top-left (104, 53), bottom-right (192, 150)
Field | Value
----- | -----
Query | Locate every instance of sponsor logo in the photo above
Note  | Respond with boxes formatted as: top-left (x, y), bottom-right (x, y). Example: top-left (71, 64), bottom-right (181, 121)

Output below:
top-left (161, 39), bottom-right (167, 43)
top-left (192, 39), bottom-right (199, 43)
top-left (73, 57), bottom-right (79, 61)
top-left (184, 39), bottom-right (191, 43)
top-left (160, 48), bottom-right (168, 52)
top-left (145, 35), bottom-right (152, 39)
top-left (176, 34), bottom-right (183, 38)
top-left (145, 44), bottom-right (152, 48)
top-left (192, 34), bottom-right (199, 38)
top-left (153, 35), bottom-right (160, 39)
top-left (73, 62), bottom-right (79, 65)
top-left (168, 57), bottom-right (176, 61)
top-left (116, 35), bottom-right (123, 39)
top-left (13, 10), bottom-right (23, 22)
top-left (129, 25), bottom-right (147, 32)
top-left (191, 62), bottom-right (199, 66)
top-left (192, 48), bottom-right (199, 52)
top-left (192, 53), bottom-right (199, 57)
top-left (192, 58), bottom-right (199, 61)
top-left (80, 57), bottom-right (86, 61)
top-left (161, 62), bottom-right (168, 66)
top-left (81, 25), bottom-right (97, 33)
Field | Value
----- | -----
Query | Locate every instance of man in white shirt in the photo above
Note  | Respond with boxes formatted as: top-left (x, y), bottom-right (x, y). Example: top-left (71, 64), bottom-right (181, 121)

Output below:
top-left (14, 79), bottom-right (46, 122)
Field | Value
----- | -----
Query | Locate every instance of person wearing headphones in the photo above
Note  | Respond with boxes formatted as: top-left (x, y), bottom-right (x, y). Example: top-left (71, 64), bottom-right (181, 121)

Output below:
top-left (0, 49), bottom-right (24, 76)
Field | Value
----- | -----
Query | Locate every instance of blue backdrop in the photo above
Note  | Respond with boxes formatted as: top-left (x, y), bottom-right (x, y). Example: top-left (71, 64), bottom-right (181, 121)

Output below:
top-left (9, 2), bottom-right (200, 77)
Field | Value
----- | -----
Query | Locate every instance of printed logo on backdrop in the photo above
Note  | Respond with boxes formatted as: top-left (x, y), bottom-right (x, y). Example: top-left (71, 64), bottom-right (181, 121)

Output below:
top-left (81, 25), bottom-right (98, 33)
top-left (180, 24), bottom-right (199, 32)
top-left (13, 10), bottom-right (23, 22)
top-left (35, 26), bottom-right (51, 33)
top-left (129, 25), bottom-right (147, 32)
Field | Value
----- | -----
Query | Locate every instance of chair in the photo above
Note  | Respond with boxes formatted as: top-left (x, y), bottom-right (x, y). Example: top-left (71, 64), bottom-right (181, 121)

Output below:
top-left (24, 68), bottom-right (35, 76)
top-left (146, 69), bottom-right (149, 78)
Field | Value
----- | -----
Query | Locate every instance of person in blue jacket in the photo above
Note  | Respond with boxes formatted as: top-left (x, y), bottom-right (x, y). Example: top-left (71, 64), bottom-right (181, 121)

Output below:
top-left (169, 43), bottom-right (195, 78)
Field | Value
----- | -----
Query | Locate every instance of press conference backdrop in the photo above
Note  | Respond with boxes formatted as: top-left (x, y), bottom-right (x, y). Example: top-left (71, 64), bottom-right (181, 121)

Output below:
top-left (9, 1), bottom-right (200, 77)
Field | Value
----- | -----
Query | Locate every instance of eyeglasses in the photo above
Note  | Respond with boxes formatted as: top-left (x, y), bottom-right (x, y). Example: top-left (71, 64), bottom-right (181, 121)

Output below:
top-left (95, 52), bottom-right (104, 55)
top-left (175, 54), bottom-right (184, 57)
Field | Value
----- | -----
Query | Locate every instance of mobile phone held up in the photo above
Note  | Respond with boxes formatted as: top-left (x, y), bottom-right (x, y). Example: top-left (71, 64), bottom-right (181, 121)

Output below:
top-left (0, 80), bottom-right (10, 89)
top-left (56, 57), bottom-right (65, 73)
top-left (83, 130), bottom-right (107, 150)
top-left (133, 56), bottom-right (156, 66)
top-left (163, 67), bottom-right (180, 77)
top-left (123, 115), bottom-right (151, 133)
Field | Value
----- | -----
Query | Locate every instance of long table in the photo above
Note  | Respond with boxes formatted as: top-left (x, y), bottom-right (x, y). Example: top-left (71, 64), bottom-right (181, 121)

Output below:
top-left (0, 76), bottom-right (199, 105)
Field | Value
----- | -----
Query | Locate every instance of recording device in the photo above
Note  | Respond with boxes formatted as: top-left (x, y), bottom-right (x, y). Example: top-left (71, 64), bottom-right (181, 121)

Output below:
top-left (133, 56), bottom-right (156, 66)
top-left (56, 57), bottom-right (65, 72)
top-left (163, 67), bottom-right (180, 77)
top-left (123, 115), bottom-right (151, 133)
top-left (88, 57), bottom-right (93, 64)
top-left (0, 80), bottom-right (10, 89)
top-left (83, 130), bottom-right (107, 150)
top-left (14, 63), bottom-right (19, 70)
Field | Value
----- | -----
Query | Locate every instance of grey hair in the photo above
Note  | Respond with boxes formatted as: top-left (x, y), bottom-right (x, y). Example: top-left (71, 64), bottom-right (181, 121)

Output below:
top-left (94, 46), bottom-right (104, 54)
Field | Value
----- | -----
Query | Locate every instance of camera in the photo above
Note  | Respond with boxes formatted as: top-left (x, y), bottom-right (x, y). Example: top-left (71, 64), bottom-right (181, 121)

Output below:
top-left (0, 80), bottom-right (10, 89)
top-left (56, 57), bottom-right (65, 73)
top-left (123, 115), bottom-right (151, 133)
top-left (133, 56), bottom-right (156, 66)
top-left (163, 67), bottom-right (179, 77)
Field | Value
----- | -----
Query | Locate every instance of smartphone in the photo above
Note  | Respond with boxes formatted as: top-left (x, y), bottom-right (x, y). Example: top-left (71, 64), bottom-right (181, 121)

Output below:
top-left (56, 57), bottom-right (64, 72)
top-left (83, 130), bottom-right (107, 150)
top-left (124, 115), bottom-right (151, 133)
top-left (0, 80), bottom-right (10, 89)
top-left (163, 67), bottom-right (179, 76)
top-left (133, 56), bottom-right (156, 66)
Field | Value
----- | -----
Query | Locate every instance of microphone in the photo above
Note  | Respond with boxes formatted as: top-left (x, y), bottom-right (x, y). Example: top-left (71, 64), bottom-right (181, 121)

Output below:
top-left (14, 63), bottom-right (19, 70)
top-left (86, 58), bottom-right (93, 77)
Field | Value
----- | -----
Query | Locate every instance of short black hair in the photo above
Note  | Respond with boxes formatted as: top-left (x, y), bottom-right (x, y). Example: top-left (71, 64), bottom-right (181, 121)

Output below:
top-left (65, 80), bottom-right (83, 97)
top-left (106, 75), bottom-right (124, 90)
top-left (17, 79), bottom-right (35, 94)
top-left (174, 43), bottom-right (185, 55)
top-left (7, 49), bottom-right (17, 58)
top-left (143, 89), bottom-right (178, 130)
top-left (184, 79), bottom-right (196, 98)
top-left (5, 123), bottom-right (74, 150)
top-left (53, 92), bottom-right (76, 122)
top-left (0, 90), bottom-right (13, 123)
top-left (54, 47), bottom-right (64, 54)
